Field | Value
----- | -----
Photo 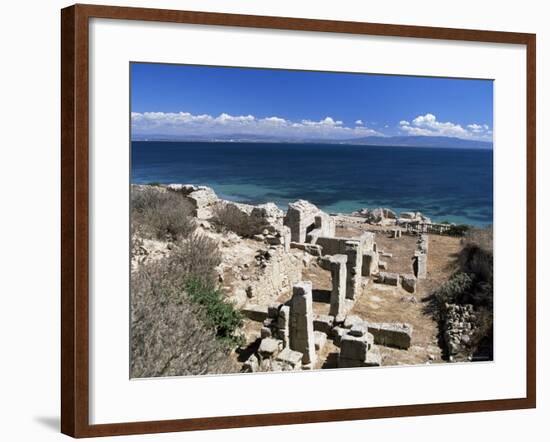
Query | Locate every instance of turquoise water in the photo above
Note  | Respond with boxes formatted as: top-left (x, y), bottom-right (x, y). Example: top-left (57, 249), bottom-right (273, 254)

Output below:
top-left (132, 141), bottom-right (493, 226)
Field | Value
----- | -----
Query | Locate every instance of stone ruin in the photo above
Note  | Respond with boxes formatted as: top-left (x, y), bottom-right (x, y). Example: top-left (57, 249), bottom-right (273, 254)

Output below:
top-left (443, 303), bottom-right (482, 362)
top-left (153, 184), bottom-right (419, 372)
top-left (244, 281), bottom-right (413, 372)
top-left (353, 206), bottom-right (455, 236)
top-left (239, 199), bottom-right (418, 372)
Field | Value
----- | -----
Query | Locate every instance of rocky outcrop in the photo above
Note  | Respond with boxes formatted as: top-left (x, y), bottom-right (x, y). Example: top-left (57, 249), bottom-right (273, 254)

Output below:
top-left (443, 303), bottom-right (477, 361)
top-left (215, 200), bottom-right (284, 237)
top-left (167, 184), bottom-right (219, 219)
top-left (367, 322), bottom-right (413, 349)
top-left (353, 207), bottom-right (397, 225)
top-left (398, 211), bottom-right (432, 224)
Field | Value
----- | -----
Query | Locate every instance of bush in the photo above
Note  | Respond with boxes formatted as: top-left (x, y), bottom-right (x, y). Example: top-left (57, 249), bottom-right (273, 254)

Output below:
top-left (131, 187), bottom-right (195, 241)
top-left (130, 232), bottom-right (244, 377)
top-left (428, 227), bottom-right (493, 359)
top-left (433, 272), bottom-right (474, 313)
top-left (212, 203), bottom-right (245, 234)
top-left (463, 226), bottom-right (493, 252)
top-left (446, 224), bottom-right (471, 236)
top-left (166, 233), bottom-right (223, 286)
top-left (185, 278), bottom-right (244, 347)
top-left (130, 259), bottom-right (239, 378)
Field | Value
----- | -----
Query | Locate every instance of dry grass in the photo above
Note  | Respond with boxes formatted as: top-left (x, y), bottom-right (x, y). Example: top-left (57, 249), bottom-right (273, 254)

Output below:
top-left (131, 187), bottom-right (195, 241)
top-left (130, 257), bottom-right (239, 378)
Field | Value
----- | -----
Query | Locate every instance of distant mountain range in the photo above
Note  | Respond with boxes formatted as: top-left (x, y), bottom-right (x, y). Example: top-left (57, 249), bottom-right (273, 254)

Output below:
top-left (132, 134), bottom-right (493, 150)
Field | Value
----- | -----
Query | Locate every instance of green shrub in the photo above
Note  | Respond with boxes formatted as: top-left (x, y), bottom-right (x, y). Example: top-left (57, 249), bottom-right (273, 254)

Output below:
top-left (185, 278), bottom-right (244, 347)
top-left (131, 187), bottom-right (195, 241)
top-left (434, 272), bottom-right (474, 312)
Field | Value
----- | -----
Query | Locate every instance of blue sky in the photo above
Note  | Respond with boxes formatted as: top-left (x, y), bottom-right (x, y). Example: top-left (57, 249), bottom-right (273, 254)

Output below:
top-left (131, 63), bottom-right (493, 142)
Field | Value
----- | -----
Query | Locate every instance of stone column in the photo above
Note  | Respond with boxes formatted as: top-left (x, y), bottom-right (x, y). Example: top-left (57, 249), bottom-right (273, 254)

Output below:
top-left (344, 240), bottom-right (362, 300)
top-left (362, 250), bottom-right (379, 277)
top-left (277, 305), bottom-right (290, 347)
top-left (328, 254), bottom-right (347, 317)
top-left (289, 281), bottom-right (317, 365)
top-left (413, 252), bottom-right (428, 279)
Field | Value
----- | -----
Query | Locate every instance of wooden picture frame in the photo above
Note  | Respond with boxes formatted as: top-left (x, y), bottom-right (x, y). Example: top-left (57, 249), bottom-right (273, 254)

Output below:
top-left (61, 3), bottom-right (536, 437)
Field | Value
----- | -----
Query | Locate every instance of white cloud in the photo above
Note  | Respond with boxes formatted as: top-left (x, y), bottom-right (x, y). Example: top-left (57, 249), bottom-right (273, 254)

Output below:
top-left (355, 119), bottom-right (364, 125)
top-left (132, 111), bottom-right (381, 139)
top-left (399, 113), bottom-right (492, 141)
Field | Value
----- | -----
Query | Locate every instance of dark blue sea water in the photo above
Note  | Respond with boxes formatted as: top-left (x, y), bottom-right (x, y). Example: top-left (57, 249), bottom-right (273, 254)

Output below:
top-left (131, 141), bottom-right (493, 226)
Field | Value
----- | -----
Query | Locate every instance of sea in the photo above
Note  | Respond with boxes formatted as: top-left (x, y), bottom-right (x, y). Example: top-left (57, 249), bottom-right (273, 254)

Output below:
top-left (131, 141), bottom-right (493, 226)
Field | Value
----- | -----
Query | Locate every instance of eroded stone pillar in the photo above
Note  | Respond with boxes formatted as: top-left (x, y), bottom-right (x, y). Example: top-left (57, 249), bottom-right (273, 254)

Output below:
top-left (328, 254), bottom-right (347, 317)
top-left (344, 240), bottom-right (362, 300)
top-left (277, 305), bottom-right (290, 347)
top-left (289, 281), bottom-right (317, 365)
top-left (413, 252), bottom-right (428, 279)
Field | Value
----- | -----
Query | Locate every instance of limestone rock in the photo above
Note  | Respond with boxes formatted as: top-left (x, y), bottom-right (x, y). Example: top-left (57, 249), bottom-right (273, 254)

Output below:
top-left (400, 273), bottom-right (417, 293)
top-left (284, 200), bottom-right (334, 243)
top-left (367, 322), bottom-right (413, 349)
top-left (375, 272), bottom-right (399, 286)
top-left (258, 337), bottom-right (283, 359)
top-left (314, 331), bottom-right (328, 351)
top-left (313, 314), bottom-right (334, 335)
top-left (275, 347), bottom-right (303, 370)
top-left (242, 354), bottom-right (259, 372)
top-left (289, 282), bottom-right (317, 365)
top-left (241, 304), bottom-right (269, 322)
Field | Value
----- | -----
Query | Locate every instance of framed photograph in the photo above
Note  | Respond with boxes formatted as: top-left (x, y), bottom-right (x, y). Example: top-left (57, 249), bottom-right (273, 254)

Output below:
top-left (61, 4), bottom-right (536, 438)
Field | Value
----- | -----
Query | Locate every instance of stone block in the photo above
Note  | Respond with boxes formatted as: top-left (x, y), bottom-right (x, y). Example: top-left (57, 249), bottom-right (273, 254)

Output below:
top-left (290, 242), bottom-right (323, 256)
top-left (328, 254), bottom-right (347, 317)
top-left (242, 354), bottom-right (259, 372)
top-left (241, 304), bottom-right (268, 322)
top-left (284, 200), bottom-right (325, 243)
top-left (340, 334), bottom-right (369, 361)
top-left (275, 347), bottom-right (303, 370)
top-left (332, 326), bottom-right (348, 346)
top-left (375, 272), bottom-right (399, 286)
top-left (359, 231), bottom-right (376, 251)
top-left (343, 315), bottom-right (363, 329)
top-left (400, 274), bottom-right (417, 293)
top-left (344, 240), bottom-right (362, 300)
top-left (314, 331), bottom-right (328, 351)
top-left (258, 337), bottom-right (283, 359)
top-left (349, 322), bottom-right (369, 337)
top-left (267, 303), bottom-right (280, 319)
top-left (260, 326), bottom-right (272, 338)
top-left (362, 250), bottom-right (379, 276)
top-left (413, 253), bottom-right (428, 279)
top-left (313, 314), bottom-right (334, 335)
top-left (368, 322), bottom-right (413, 349)
top-left (365, 346), bottom-right (382, 367)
